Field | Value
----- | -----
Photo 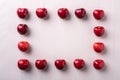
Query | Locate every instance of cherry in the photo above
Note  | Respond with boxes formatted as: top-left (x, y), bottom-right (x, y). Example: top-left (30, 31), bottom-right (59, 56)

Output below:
top-left (75, 8), bottom-right (86, 18)
top-left (93, 9), bottom-right (104, 20)
top-left (18, 41), bottom-right (30, 52)
top-left (55, 59), bottom-right (66, 70)
top-left (93, 59), bottom-right (104, 70)
top-left (17, 24), bottom-right (28, 35)
top-left (17, 8), bottom-right (28, 19)
top-left (58, 8), bottom-right (69, 19)
top-left (94, 26), bottom-right (105, 37)
top-left (93, 42), bottom-right (104, 53)
top-left (35, 59), bottom-right (47, 70)
top-left (36, 8), bottom-right (47, 18)
top-left (17, 59), bottom-right (29, 70)
top-left (74, 59), bottom-right (85, 69)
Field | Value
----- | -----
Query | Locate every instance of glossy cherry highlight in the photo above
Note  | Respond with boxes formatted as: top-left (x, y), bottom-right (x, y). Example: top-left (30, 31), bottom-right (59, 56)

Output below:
top-left (55, 59), bottom-right (66, 70)
top-left (36, 8), bottom-right (47, 18)
top-left (18, 41), bottom-right (30, 52)
top-left (17, 8), bottom-right (28, 19)
top-left (17, 59), bottom-right (30, 70)
top-left (93, 42), bottom-right (104, 53)
top-left (93, 9), bottom-right (104, 20)
top-left (35, 59), bottom-right (47, 70)
top-left (93, 59), bottom-right (104, 70)
top-left (75, 8), bottom-right (86, 18)
top-left (74, 59), bottom-right (85, 69)
top-left (94, 26), bottom-right (105, 37)
top-left (58, 8), bottom-right (69, 19)
top-left (17, 24), bottom-right (28, 35)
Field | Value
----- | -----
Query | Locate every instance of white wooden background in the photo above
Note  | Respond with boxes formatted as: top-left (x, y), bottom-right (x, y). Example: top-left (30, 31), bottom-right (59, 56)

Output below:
top-left (0, 0), bottom-right (120, 80)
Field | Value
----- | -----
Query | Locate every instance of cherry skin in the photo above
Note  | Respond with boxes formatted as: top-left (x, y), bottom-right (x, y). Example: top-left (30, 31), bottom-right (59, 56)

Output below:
top-left (74, 59), bottom-right (85, 69)
top-left (93, 42), bottom-right (104, 53)
top-left (93, 9), bottom-right (104, 20)
top-left (58, 8), bottom-right (69, 19)
top-left (93, 59), bottom-right (104, 70)
top-left (35, 59), bottom-right (47, 70)
top-left (94, 26), bottom-right (105, 37)
top-left (75, 8), bottom-right (86, 18)
top-left (17, 24), bottom-right (28, 35)
top-left (55, 59), bottom-right (66, 70)
top-left (17, 8), bottom-right (28, 19)
top-left (17, 59), bottom-right (29, 70)
top-left (36, 8), bottom-right (47, 18)
top-left (18, 41), bottom-right (30, 52)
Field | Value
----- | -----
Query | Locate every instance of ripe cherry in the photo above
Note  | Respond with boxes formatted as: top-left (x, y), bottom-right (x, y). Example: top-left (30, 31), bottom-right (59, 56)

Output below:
top-left (93, 9), bottom-right (104, 20)
top-left (75, 8), bottom-right (86, 18)
top-left (58, 8), bottom-right (69, 19)
top-left (36, 8), bottom-right (47, 18)
top-left (17, 8), bottom-right (28, 19)
top-left (93, 59), bottom-right (104, 70)
top-left (94, 26), bottom-right (105, 37)
top-left (74, 59), bottom-right (85, 69)
top-left (93, 42), bottom-right (104, 53)
top-left (55, 59), bottom-right (66, 70)
top-left (35, 59), bottom-right (47, 70)
top-left (17, 24), bottom-right (28, 35)
top-left (17, 59), bottom-right (29, 70)
top-left (18, 41), bottom-right (30, 52)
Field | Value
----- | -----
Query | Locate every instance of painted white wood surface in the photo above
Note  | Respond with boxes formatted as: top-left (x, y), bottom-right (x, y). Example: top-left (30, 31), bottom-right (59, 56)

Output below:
top-left (0, 0), bottom-right (119, 80)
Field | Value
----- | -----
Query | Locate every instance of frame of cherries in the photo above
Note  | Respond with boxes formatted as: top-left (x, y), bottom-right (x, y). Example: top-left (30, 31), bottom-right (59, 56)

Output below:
top-left (17, 8), bottom-right (105, 71)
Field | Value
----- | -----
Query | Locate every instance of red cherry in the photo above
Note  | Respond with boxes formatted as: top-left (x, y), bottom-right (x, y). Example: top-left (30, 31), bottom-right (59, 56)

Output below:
top-left (94, 26), bottom-right (105, 37)
top-left (36, 8), bottom-right (47, 18)
top-left (75, 8), bottom-right (86, 18)
top-left (17, 59), bottom-right (29, 70)
top-left (55, 59), bottom-right (66, 70)
top-left (58, 8), bottom-right (69, 19)
top-left (35, 59), bottom-right (47, 70)
top-left (93, 9), bottom-right (104, 20)
top-left (18, 41), bottom-right (30, 52)
top-left (93, 42), bottom-right (104, 53)
top-left (74, 59), bottom-right (85, 69)
top-left (17, 8), bottom-right (28, 19)
top-left (17, 24), bottom-right (28, 35)
top-left (93, 59), bottom-right (104, 70)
